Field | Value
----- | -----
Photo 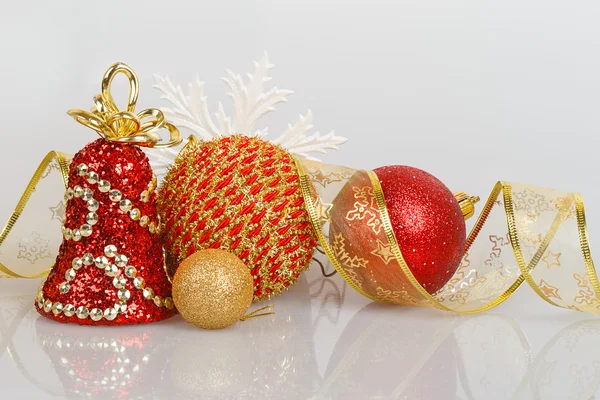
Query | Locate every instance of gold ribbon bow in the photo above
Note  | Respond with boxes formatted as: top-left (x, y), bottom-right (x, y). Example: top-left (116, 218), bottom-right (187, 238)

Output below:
top-left (67, 62), bottom-right (182, 148)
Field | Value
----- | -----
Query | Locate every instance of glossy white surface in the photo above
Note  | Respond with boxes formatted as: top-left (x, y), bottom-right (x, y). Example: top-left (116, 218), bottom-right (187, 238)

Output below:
top-left (1, 265), bottom-right (600, 400)
top-left (4, 1), bottom-right (600, 399)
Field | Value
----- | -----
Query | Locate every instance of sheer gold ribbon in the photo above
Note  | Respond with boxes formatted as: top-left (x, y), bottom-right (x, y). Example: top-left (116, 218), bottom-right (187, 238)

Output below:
top-left (0, 152), bottom-right (70, 278)
top-left (296, 159), bottom-right (600, 314)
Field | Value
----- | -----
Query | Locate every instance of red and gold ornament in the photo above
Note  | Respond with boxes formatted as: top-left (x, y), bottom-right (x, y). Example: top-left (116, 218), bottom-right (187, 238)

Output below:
top-left (35, 63), bottom-right (182, 325)
top-left (299, 158), bottom-right (478, 303)
top-left (159, 135), bottom-right (318, 301)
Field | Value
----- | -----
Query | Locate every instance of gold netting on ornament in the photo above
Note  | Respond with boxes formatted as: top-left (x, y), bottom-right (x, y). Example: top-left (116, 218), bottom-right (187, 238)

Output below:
top-left (158, 135), bottom-right (317, 301)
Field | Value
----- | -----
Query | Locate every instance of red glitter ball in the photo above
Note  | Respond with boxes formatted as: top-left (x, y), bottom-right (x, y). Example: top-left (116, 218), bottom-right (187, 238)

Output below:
top-left (35, 139), bottom-right (176, 325)
top-left (373, 165), bottom-right (466, 294)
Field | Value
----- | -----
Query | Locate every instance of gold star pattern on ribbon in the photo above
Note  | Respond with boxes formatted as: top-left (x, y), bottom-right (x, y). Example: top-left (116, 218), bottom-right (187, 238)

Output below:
top-left (49, 200), bottom-right (66, 224)
top-left (539, 279), bottom-right (562, 300)
top-left (542, 250), bottom-right (561, 269)
top-left (370, 238), bottom-right (395, 265)
top-left (312, 195), bottom-right (333, 227)
top-left (309, 170), bottom-right (342, 188)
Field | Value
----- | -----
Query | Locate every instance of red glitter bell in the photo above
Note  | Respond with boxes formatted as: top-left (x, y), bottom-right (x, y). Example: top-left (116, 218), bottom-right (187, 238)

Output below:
top-left (35, 63), bottom-right (182, 325)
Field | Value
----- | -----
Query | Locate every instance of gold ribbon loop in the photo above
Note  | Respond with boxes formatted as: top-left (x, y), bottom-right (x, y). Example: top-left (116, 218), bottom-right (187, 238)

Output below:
top-left (67, 109), bottom-right (116, 138)
top-left (297, 158), bottom-right (600, 316)
top-left (138, 108), bottom-right (166, 132)
top-left (101, 62), bottom-right (139, 114)
top-left (67, 62), bottom-right (182, 148)
top-left (106, 111), bottom-right (140, 137)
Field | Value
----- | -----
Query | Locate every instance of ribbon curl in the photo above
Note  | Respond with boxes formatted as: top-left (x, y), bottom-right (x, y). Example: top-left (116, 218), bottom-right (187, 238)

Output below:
top-left (67, 62), bottom-right (182, 148)
top-left (296, 159), bottom-right (600, 315)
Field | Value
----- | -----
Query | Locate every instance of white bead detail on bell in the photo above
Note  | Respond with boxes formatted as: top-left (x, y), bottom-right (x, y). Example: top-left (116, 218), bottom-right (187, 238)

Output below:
top-left (72, 257), bottom-right (83, 270)
top-left (63, 228), bottom-right (72, 240)
top-left (65, 268), bottom-right (76, 281)
top-left (142, 287), bottom-right (154, 300)
top-left (86, 212), bottom-right (98, 226)
top-left (140, 190), bottom-right (149, 203)
top-left (164, 297), bottom-right (174, 309)
top-left (139, 215), bottom-right (149, 227)
top-left (52, 302), bottom-right (64, 315)
top-left (98, 180), bottom-right (111, 193)
top-left (109, 189), bottom-right (122, 202)
top-left (73, 186), bottom-right (83, 198)
top-left (114, 301), bottom-right (127, 314)
top-left (87, 199), bottom-right (99, 212)
top-left (124, 266), bottom-right (137, 278)
top-left (133, 277), bottom-right (145, 289)
top-left (95, 256), bottom-right (109, 268)
top-left (153, 296), bottom-right (164, 307)
top-left (119, 199), bottom-right (132, 212)
top-left (80, 224), bottom-right (93, 237)
top-left (81, 188), bottom-right (94, 201)
top-left (148, 222), bottom-right (156, 234)
top-left (129, 208), bottom-right (141, 221)
top-left (117, 289), bottom-right (131, 301)
top-left (76, 306), bottom-right (89, 319)
top-left (89, 308), bottom-right (103, 322)
top-left (66, 188), bottom-right (74, 200)
top-left (43, 300), bottom-right (53, 313)
top-left (59, 282), bottom-right (70, 294)
top-left (77, 163), bottom-right (88, 176)
top-left (105, 264), bottom-right (118, 277)
top-left (82, 253), bottom-right (94, 265)
top-left (86, 171), bottom-right (99, 184)
top-left (104, 244), bottom-right (118, 258)
top-left (72, 229), bottom-right (82, 242)
top-left (63, 304), bottom-right (76, 317)
top-left (104, 307), bottom-right (117, 321)
top-left (115, 254), bottom-right (128, 267)
top-left (113, 276), bottom-right (126, 289)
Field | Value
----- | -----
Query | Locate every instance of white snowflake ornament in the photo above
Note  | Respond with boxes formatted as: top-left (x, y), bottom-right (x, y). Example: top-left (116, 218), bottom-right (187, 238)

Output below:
top-left (149, 53), bottom-right (347, 179)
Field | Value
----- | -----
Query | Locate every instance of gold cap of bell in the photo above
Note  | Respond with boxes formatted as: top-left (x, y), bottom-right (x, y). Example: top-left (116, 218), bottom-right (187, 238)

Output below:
top-left (454, 192), bottom-right (480, 220)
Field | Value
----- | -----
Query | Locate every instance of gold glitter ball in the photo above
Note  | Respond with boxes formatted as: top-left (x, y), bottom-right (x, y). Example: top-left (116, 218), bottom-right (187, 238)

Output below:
top-left (172, 249), bottom-right (253, 330)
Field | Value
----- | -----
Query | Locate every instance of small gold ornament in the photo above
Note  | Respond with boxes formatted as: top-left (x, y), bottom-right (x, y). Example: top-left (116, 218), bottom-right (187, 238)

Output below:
top-left (172, 249), bottom-right (254, 329)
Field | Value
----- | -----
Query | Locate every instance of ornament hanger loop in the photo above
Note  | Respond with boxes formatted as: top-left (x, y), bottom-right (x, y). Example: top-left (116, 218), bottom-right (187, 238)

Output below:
top-left (101, 63), bottom-right (139, 114)
top-left (67, 62), bottom-right (182, 148)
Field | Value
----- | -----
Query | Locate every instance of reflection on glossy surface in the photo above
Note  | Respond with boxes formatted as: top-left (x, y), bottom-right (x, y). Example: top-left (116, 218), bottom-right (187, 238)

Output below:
top-left (321, 304), bottom-right (461, 399)
top-left (517, 319), bottom-right (600, 400)
top-left (2, 272), bottom-right (600, 399)
top-left (163, 275), bottom-right (320, 399)
top-left (35, 319), bottom-right (174, 399)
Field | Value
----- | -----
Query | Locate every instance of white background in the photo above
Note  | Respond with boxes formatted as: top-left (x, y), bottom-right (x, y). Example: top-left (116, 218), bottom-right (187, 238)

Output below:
top-left (2, 1), bottom-right (600, 399)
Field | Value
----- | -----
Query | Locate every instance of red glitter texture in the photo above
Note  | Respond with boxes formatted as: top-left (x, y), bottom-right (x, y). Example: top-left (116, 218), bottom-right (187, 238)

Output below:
top-left (35, 139), bottom-right (176, 325)
top-left (373, 165), bottom-right (466, 294)
top-left (159, 135), bottom-right (318, 301)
